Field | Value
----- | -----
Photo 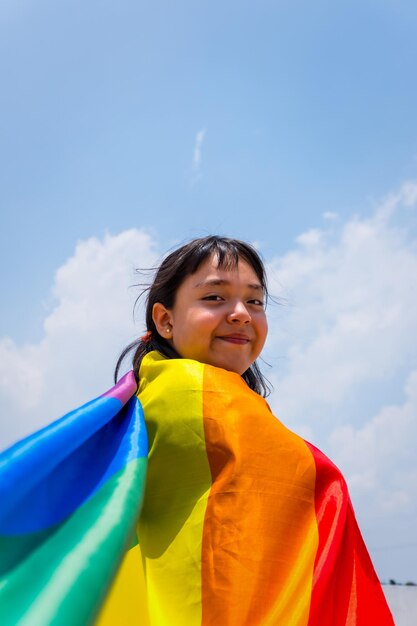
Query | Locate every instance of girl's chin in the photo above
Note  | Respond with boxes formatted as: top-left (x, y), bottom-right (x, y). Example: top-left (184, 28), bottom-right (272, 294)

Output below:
top-left (206, 357), bottom-right (249, 376)
top-left (175, 349), bottom-right (251, 375)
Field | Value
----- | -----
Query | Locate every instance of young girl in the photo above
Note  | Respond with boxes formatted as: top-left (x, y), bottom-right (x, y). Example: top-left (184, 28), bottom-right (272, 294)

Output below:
top-left (115, 234), bottom-right (270, 393)
top-left (102, 235), bottom-right (393, 625)
top-left (0, 236), bottom-right (393, 626)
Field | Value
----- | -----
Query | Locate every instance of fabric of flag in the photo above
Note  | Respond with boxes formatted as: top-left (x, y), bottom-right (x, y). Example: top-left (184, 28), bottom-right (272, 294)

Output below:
top-left (0, 371), bottom-right (148, 626)
top-left (0, 350), bottom-right (394, 625)
top-left (99, 351), bottom-right (394, 625)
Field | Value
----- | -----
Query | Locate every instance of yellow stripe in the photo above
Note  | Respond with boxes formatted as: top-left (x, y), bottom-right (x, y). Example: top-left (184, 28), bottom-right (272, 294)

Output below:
top-left (95, 543), bottom-right (148, 626)
top-left (136, 353), bottom-right (212, 626)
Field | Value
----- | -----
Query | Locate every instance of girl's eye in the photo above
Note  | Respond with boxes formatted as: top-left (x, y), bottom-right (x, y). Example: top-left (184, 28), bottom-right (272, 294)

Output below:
top-left (248, 299), bottom-right (265, 307)
top-left (202, 295), bottom-right (223, 302)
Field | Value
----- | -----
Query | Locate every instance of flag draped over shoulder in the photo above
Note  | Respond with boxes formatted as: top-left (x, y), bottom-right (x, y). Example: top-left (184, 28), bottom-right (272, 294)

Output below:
top-left (101, 351), bottom-right (394, 626)
top-left (0, 372), bottom-right (148, 626)
top-left (1, 352), bottom-right (393, 625)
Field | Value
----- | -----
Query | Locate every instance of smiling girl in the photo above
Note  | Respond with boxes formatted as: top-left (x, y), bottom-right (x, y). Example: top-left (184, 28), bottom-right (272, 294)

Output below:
top-left (106, 235), bottom-right (393, 626)
top-left (115, 236), bottom-right (269, 389)
top-left (152, 254), bottom-right (267, 375)
top-left (0, 236), bottom-right (393, 626)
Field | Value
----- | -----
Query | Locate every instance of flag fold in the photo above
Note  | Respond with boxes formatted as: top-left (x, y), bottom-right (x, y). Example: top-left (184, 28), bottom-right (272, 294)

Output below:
top-left (0, 371), bottom-right (147, 626)
top-left (1, 353), bottom-right (393, 625)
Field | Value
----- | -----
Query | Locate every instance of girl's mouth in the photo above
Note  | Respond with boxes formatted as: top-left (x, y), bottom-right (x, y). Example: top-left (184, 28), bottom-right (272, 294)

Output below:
top-left (219, 335), bottom-right (250, 345)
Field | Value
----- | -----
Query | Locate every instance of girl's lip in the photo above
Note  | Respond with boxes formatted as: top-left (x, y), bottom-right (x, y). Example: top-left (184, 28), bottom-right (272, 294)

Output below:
top-left (219, 335), bottom-right (250, 344)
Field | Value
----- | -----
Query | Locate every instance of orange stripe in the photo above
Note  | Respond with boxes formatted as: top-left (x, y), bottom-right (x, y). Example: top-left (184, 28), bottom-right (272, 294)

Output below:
top-left (201, 365), bottom-right (318, 625)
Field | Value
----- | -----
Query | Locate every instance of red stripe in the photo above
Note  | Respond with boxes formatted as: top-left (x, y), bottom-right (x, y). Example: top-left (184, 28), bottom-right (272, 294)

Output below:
top-left (305, 441), bottom-right (394, 625)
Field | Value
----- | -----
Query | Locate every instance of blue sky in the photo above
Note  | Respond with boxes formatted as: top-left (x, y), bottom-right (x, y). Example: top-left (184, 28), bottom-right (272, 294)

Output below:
top-left (3, 0), bottom-right (417, 340)
top-left (1, 0), bottom-right (417, 584)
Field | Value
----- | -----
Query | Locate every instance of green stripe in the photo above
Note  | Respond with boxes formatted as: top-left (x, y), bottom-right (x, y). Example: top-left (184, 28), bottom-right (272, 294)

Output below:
top-left (0, 525), bottom-right (54, 578)
top-left (0, 457), bottom-right (147, 626)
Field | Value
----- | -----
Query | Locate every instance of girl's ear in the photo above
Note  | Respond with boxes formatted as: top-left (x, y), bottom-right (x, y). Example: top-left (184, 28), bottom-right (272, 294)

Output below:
top-left (152, 302), bottom-right (174, 340)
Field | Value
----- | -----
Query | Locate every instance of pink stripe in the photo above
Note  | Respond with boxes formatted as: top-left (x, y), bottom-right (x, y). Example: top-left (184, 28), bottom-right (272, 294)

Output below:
top-left (101, 371), bottom-right (137, 405)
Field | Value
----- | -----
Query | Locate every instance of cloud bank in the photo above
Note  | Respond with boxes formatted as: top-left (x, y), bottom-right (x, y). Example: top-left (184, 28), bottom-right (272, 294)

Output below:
top-left (0, 229), bottom-right (157, 446)
top-left (1, 181), bottom-right (417, 580)
top-left (265, 181), bottom-right (417, 580)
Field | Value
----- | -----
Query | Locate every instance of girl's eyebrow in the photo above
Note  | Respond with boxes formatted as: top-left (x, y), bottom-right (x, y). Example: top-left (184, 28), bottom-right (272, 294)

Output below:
top-left (193, 278), bottom-right (263, 291)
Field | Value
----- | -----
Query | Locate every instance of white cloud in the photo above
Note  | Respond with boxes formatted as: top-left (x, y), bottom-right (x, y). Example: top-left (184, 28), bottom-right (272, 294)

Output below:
top-left (329, 368), bottom-right (417, 512)
top-left (266, 181), bottom-right (417, 429)
top-left (0, 229), bottom-right (158, 448)
top-left (263, 180), bottom-right (417, 580)
top-left (322, 211), bottom-right (338, 221)
top-left (192, 127), bottom-right (206, 173)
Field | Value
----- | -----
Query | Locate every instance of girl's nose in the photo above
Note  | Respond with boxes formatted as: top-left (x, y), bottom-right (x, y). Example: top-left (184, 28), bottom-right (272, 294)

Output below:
top-left (227, 302), bottom-right (251, 324)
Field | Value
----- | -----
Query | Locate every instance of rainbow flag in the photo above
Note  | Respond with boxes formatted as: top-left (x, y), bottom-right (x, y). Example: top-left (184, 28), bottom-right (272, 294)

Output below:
top-left (100, 352), bottom-right (394, 625)
top-left (0, 371), bottom-right (148, 626)
top-left (1, 352), bottom-right (394, 625)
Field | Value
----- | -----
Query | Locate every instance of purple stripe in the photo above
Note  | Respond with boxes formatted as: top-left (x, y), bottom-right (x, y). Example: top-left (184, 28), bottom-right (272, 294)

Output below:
top-left (101, 371), bottom-right (137, 404)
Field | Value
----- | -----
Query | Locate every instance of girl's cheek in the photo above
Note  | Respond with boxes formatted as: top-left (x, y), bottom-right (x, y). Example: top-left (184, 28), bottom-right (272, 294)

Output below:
top-left (200, 310), bottom-right (220, 322)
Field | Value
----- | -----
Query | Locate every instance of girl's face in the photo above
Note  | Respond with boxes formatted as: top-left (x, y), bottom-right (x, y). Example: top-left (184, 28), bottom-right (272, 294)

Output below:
top-left (153, 255), bottom-right (268, 375)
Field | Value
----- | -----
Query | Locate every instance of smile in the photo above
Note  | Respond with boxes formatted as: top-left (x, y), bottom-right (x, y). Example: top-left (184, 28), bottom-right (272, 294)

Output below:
top-left (219, 335), bottom-right (250, 345)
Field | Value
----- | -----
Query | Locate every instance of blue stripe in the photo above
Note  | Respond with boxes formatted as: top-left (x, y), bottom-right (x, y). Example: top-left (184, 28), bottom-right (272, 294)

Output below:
top-left (0, 395), bottom-right (148, 534)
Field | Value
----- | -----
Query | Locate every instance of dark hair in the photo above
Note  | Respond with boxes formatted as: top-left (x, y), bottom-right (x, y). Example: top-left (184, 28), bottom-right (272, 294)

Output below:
top-left (115, 235), bottom-right (270, 396)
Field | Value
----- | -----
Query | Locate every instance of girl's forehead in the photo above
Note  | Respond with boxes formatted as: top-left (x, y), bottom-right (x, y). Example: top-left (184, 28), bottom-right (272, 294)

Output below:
top-left (189, 255), bottom-right (263, 287)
